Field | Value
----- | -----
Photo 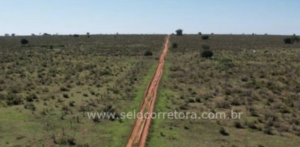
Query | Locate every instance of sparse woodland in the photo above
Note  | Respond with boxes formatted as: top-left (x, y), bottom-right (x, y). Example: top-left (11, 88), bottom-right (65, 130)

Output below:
top-left (147, 35), bottom-right (300, 147)
top-left (1, 34), bottom-right (300, 147)
top-left (0, 35), bottom-right (165, 146)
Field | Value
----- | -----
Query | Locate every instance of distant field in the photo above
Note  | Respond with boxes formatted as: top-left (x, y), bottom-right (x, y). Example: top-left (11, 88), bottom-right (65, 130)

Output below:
top-left (147, 35), bottom-right (300, 147)
top-left (0, 35), bottom-right (165, 147)
top-left (1, 34), bottom-right (300, 147)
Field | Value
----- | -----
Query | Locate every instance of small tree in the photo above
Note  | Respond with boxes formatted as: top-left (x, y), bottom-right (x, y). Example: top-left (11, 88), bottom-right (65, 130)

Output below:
top-left (144, 50), bottom-right (153, 56)
top-left (176, 29), bottom-right (183, 36)
top-left (21, 39), bottom-right (29, 45)
top-left (172, 43), bottom-right (178, 48)
top-left (201, 44), bottom-right (213, 58)
top-left (201, 50), bottom-right (213, 58)
top-left (284, 38), bottom-right (294, 44)
top-left (202, 35), bottom-right (209, 40)
top-left (43, 33), bottom-right (51, 36)
top-left (11, 33), bottom-right (15, 37)
top-left (73, 34), bottom-right (79, 37)
top-left (87, 32), bottom-right (90, 38)
top-left (198, 32), bottom-right (202, 35)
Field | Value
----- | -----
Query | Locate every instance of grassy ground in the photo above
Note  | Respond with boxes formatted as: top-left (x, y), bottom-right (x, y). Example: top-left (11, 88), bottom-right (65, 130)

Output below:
top-left (0, 35), bottom-right (165, 146)
top-left (1, 34), bottom-right (300, 147)
top-left (147, 35), bottom-right (300, 147)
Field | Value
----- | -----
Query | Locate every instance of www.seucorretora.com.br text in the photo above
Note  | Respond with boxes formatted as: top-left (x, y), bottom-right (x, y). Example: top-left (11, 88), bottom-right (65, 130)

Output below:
top-left (86, 110), bottom-right (243, 120)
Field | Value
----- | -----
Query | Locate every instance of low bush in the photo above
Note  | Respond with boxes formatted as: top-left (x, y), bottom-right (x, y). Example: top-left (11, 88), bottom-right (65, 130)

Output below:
top-left (21, 39), bottom-right (29, 45)
top-left (172, 43), bottom-right (178, 48)
top-left (284, 38), bottom-right (293, 44)
top-left (202, 35), bottom-right (209, 40)
top-left (144, 50), bottom-right (153, 56)
top-left (219, 127), bottom-right (229, 136)
top-left (201, 50), bottom-right (213, 58)
top-left (6, 94), bottom-right (23, 106)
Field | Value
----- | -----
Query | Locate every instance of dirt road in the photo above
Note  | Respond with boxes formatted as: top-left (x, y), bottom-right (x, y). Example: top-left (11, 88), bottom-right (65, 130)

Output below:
top-left (126, 36), bottom-right (170, 147)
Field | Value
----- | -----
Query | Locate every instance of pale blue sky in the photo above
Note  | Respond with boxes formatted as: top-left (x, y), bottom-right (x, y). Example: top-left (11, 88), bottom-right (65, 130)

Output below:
top-left (1, 0), bottom-right (299, 35)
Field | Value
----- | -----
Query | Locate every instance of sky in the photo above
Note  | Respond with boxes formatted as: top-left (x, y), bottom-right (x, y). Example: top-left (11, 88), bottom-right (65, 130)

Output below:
top-left (0, 0), bottom-right (299, 35)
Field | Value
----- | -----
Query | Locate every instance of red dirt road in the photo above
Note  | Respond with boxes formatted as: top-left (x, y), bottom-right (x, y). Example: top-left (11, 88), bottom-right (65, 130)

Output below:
top-left (126, 36), bottom-right (170, 147)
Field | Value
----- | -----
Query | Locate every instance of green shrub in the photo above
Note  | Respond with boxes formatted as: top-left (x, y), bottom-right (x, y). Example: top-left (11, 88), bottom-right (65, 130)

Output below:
top-left (176, 29), bottom-right (183, 36)
top-left (21, 39), bottom-right (29, 45)
top-left (60, 87), bottom-right (69, 92)
top-left (172, 43), bottom-right (178, 48)
top-left (264, 126), bottom-right (274, 135)
top-left (24, 103), bottom-right (36, 111)
top-left (144, 50), bottom-right (153, 56)
top-left (284, 38), bottom-right (294, 44)
top-left (283, 36), bottom-right (299, 44)
top-left (63, 94), bottom-right (69, 99)
top-left (26, 93), bottom-right (37, 102)
top-left (6, 94), bottom-right (23, 106)
top-left (234, 121), bottom-right (244, 129)
top-left (10, 86), bottom-right (21, 93)
top-left (202, 35), bottom-right (209, 40)
top-left (201, 50), bottom-right (213, 58)
top-left (219, 127), bottom-right (229, 136)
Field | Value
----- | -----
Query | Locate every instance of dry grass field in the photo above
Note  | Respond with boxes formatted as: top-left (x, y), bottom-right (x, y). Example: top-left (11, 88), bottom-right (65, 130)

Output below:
top-left (147, 35), bottom-right (300, 147)
top-left (0, 34), bottom-right (299, 147)
top-left (0, 35), bottom-right (165, 147)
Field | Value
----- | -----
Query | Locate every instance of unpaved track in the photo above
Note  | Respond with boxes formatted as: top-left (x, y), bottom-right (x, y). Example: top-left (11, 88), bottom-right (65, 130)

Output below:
top-left (126, 36), bottom-right (170, 147)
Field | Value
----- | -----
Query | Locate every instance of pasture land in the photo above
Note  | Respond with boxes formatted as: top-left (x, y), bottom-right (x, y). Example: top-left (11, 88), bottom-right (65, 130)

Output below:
top-left (147, 35), bottom-right (300, 147)
top-left (0, 35), bottom-right (165, 147)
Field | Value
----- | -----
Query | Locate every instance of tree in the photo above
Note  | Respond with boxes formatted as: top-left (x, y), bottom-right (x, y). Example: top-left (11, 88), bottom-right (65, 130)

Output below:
top-left (176, 29), bottom-right (183, 36)
top-left (21, 39), bottom-right (29, 45)
top-left (198, 32), bottom-right (202, 35)
top-left (11, 33), bottom-right (15, 37)
top-left (87, 32), bottom-right (90, 37)
top-left (202, 35), bottom-right (209, 40)
top-left (43, 33), bottom-right (51, 36)
top-left (73, 34), bottom-right (79, 37)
